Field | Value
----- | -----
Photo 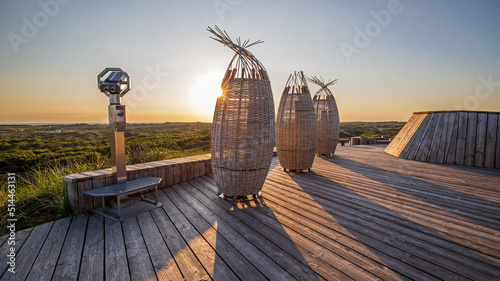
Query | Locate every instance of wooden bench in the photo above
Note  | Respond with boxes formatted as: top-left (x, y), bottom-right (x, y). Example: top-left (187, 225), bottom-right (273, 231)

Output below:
top-left (83, 177), bottom-right (162, 217)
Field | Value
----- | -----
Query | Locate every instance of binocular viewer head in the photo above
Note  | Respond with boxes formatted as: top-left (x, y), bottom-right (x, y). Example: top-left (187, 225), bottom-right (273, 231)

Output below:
top-left (98, 68), bottom-right (130, 97)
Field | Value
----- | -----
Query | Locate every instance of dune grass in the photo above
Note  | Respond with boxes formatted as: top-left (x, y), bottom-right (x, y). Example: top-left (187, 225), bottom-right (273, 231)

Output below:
top-left (0, 153), bottom-right (110, 235)
top-left (0, 146), bottom-right (210, 235)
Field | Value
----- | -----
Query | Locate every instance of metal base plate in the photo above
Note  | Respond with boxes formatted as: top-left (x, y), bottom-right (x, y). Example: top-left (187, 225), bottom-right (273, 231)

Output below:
top-left (109, 196), bottom-right (135, 209)
top-left (92, 196), bottom-right (162, 222)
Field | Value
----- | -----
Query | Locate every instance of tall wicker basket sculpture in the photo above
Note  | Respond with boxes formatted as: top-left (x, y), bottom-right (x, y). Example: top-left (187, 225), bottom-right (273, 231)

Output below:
top-left (308, 76), bottom-right (340, 157)
top-left (276, 71), bottom-right (317, 172)
top-left (208, 26), bottom-right (275, 198)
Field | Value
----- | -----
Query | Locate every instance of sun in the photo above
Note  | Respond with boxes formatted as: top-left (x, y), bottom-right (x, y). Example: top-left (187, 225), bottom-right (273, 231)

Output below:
top-left (190, 71), bottom-right (224, 119)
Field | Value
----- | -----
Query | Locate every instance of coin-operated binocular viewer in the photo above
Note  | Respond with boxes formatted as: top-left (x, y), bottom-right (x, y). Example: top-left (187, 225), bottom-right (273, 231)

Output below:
top-left (98, 68), bottom-right (130, 184)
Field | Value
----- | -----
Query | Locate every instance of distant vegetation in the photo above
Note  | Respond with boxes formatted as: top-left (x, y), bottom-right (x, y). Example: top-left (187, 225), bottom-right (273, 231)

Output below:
top-left (340, 121), bottom-right (405, 138)
top-left (0, 122), bottom-right (212, 173)
top-left (0, 121), bottom-right (403, 234)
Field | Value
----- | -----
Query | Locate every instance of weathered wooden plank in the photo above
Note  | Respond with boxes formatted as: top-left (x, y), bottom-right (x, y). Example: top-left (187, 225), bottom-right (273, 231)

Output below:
top-left (66, 181), bottom-right (79, 213)
top-left (180, 163), bottom-right (188, 182)
top-left (262, 172), bottom-right (500, 280)
top-left (78, 180), bottom-right (93, 213)
top-left (52, 215), bottom-right (88, 281)
top-left (0, 236), bottom-right (6, 250)
top-left (165, 165), bottom-right (174, 187)
top-left (148, 164), bottom-right (159, 178)
top-left (270, 163), bottom-right (500, 240)
top-left (150, 204), bottom-right (210, 280)
top-left (197, 161), bottom-right (205, 178)
top-left (435, 112), bottom-right (452, 163)
top-left (0, 222), bottom-right (53, 281)
top-left (263, 186), bottom-right (467, 280)
top-left (464, 112), bottom-right (478, 166)
top-left (497, 116), bottom-right (500, 169)
top-left (162, 188), bottom-right (238, 281)
top-left (29, 232), bottom-right (67, 280)
top-left (136, 212), bottom-right (184, 281)
top-left (104, 174), bottom-right (114, 206)
top-left (384, 114), bottom-right (418, 157)
top-left (323, 161), bottom-right (500, 214)
top-left (296, 161), bottom-right (500, 235)
top-left (79, 214), bottom-right (104, 281)
top-left (163, 184), bottom-right (268, 281)
top-left (415, 113), bottom-right (439, 161)
top-left (156, 165), bottom-right (167, 188)
top-left (173, 165), bottom-right (181, 185)
top-left (441, 112), bottom-right (457, 164)
top-left (205, 160), bottom-right (212, 175)
top-left (138, 166), bottom-right (150, 179)
top-left (393, 113), bottom-right (427, 157)
top-left (187, 162), bottom-right (195, 180)
top-left (484, 113), bottom-right (498, 168)
top-left (454, 111), bottom-right (469, 165)
top-left (169, 183), bottom-right (319, 281)
top-left (122, 217), bottom-right (157, 281)
top-left (105, 219), bottom-right (130, 281)
top-left (445, 113), bottom-right (460, 165)
top-left (0, 227), bottom-right (33, 278)
top-left (266, 161), bottom-right (500, 262)
top-left (92, 173), bottom-right (107, 209)
top-left (189, 178), bottom-right (377, 280)
top-left (127, 165), bottom-right (139, 181)
top-left (427, 112), bottom-right (446, 162)
top-left (401, 114), bottom-right (431, 160)
top-left (475, 113), bottom-right (488, 167)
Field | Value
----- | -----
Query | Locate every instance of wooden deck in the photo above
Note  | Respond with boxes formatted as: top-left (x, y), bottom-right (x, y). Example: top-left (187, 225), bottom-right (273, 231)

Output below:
top-left (1, 145), bottom-right (500, 280)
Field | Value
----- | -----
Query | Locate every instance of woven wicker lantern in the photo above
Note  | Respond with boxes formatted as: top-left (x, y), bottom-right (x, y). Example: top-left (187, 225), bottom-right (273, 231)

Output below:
top-left (308, 76), bottom-right (340, 157)
top-left (276, 71), bottom-right (317, 172)
top-left (208, 26), bottom-right (275, 198)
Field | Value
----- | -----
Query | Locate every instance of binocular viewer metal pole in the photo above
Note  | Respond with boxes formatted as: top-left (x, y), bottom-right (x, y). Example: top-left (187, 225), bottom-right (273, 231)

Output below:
top-left (98, 68), bottom-right (130, 184)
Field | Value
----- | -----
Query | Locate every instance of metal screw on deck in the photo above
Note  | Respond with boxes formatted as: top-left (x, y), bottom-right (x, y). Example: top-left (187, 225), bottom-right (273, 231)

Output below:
top-left (97, 68), bottom-right (130, 185)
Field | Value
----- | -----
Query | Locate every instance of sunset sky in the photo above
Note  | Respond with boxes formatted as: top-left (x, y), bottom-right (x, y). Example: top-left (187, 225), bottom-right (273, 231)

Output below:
top-left (1, 0), bottom-right (499, 124)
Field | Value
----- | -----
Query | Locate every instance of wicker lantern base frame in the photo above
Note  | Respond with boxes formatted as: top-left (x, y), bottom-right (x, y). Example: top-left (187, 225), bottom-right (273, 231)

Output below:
top-left (317, 154), bottom-right (333, 158)
top-left (217, 191), bottom-right (262, 201)
top-left (281, 168), bottom-right (312, 173)
top-left (316, 139), bottom-right (339, 158)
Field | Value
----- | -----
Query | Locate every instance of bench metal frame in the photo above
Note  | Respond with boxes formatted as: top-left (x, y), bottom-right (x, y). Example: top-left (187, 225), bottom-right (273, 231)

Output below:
top-left (84, 177), bottom-right (162, 218)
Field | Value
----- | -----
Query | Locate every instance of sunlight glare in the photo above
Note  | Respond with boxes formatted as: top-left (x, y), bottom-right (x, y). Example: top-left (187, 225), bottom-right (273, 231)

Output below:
top-left (190, 71), bottom-right (224, 119)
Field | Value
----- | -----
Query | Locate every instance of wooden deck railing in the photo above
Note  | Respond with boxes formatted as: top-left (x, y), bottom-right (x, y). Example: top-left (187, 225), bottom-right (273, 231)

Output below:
top-left (64, 154), bottom-right (211, 213)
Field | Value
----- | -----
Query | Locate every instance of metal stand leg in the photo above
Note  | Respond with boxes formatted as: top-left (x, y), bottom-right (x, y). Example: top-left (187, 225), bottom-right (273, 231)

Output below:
top-left (154, 185), bottom-right (158, 204)
top-left (139, 185), bottom-right (158, 204)
top-left (117, 196), bottom-right (121, 218)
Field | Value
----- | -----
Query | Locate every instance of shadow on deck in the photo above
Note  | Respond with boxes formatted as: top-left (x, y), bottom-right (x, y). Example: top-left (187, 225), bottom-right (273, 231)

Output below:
top-left (1, 145), bottom-right (499, 280)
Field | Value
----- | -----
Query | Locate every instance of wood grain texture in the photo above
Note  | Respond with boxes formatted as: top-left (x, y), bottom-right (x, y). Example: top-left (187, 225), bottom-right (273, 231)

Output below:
top-left (386, 111), bottom-right (500, 168)
top-left (1, 222), bottom-right (53, 281)
top-left (79, 215), bottom-right (104, 281)
top-left (52, 215), bottom-right (88, 281)
top-left (5, 146), bottom-right (500, 280)
top-left (104, 219), bottom-right (130, 281)
top-left (25, 217), bottom-right (71, 281)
